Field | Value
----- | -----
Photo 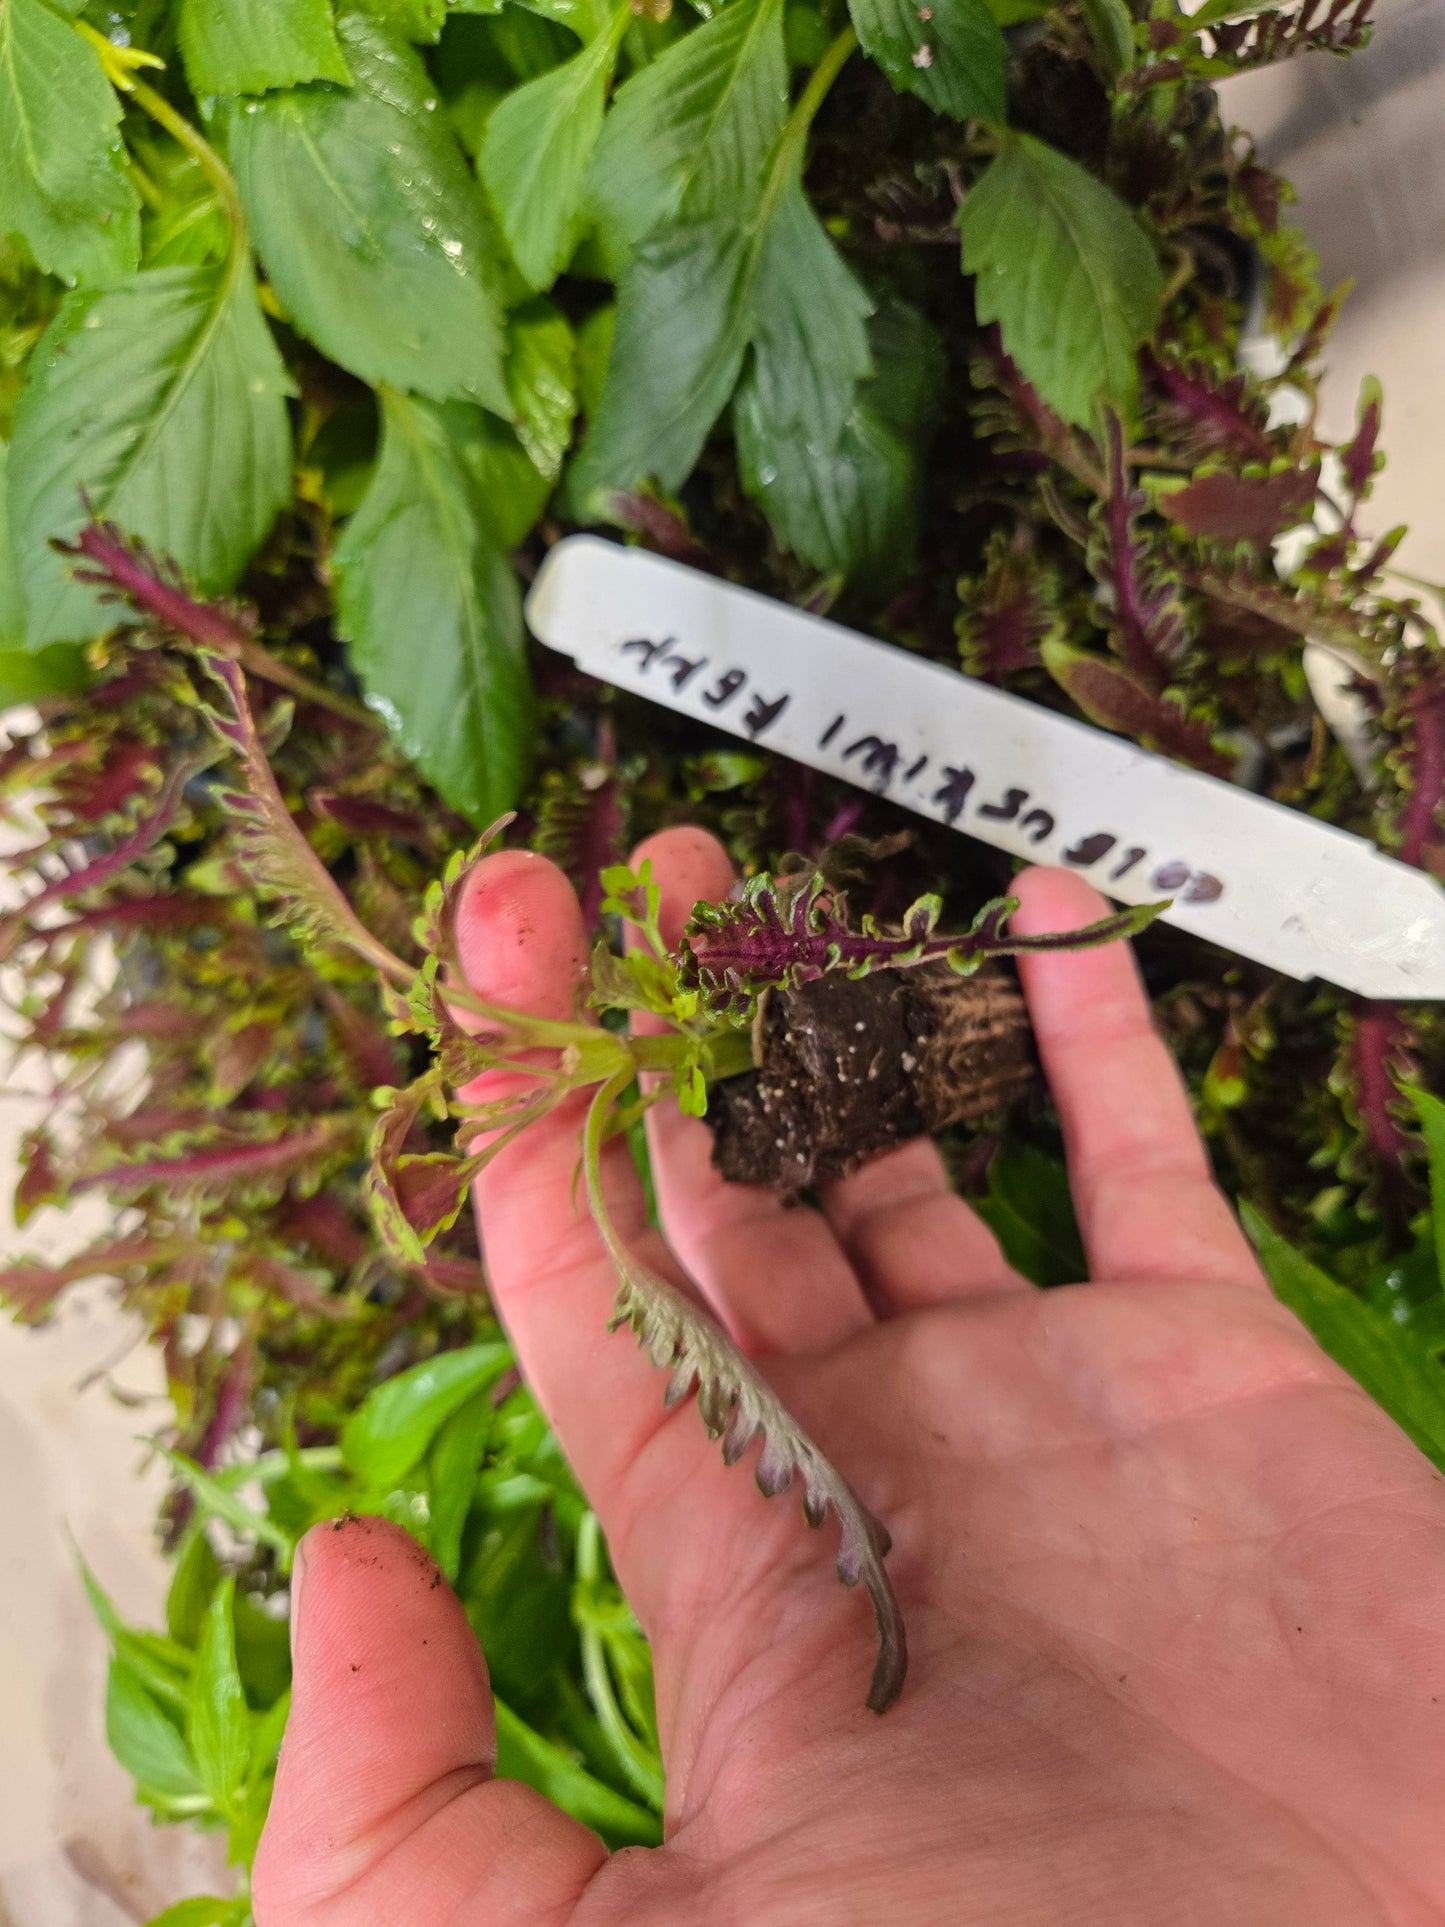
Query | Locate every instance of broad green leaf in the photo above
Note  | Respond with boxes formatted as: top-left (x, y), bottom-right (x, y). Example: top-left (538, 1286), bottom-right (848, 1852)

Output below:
top-left (574, 300), bottom-right (613, 421)
top-left (1244, 1203), bottom-right (1445, 1472)
top-left (8, 257), bottom-right (293, 647)
top-left (507, 298), bottom-right (577, 481)
top-left (735, 297), bottom-right (937, 584)
top-left (0, 0), bottom-right (140, 285)
top-left (144, 1900), bottom-right (245, 1927)
top-left (736, 395), bottom-right (913, 584)
top-left (0, 641), bottom-right (86, 703)
top-left (356, 0), bottom-right (444, 36)
top-left (233, 1587), bottom-right (293, 1708)
top-left (466, 413), bottom-right (552, 549)
top-left (569, 220), bottom-right (753, 503)
top-left (340, 1337), bottom-right (513, 1487)
top-left (165, 1523), bottom-right (223, 1650)
top-left (226, 13), bottom-right (510, 413)
top-left (981, 0), bottom-right (1048, 17)
top-left (959, 132), bottom-right (1164, 431)
top-left (1414, 1088), bottom-right (1445, 1283)
top-left (106, 1659), bottom-right (204, 1799)
top-left (187, 1580), bottom-right (251, 1813)
top-left (576, 8), bottom-right (871, 507)
top-left (744, 171), bottom-right (872, 452)
top-left (973, 1142), bottom-right (1085, 1288)
top-left (587, 0), bottom-right (788, 254)
top-left (480, 3), bottom-right (627, 290)
top-left (178, 0), bottom-right (351, 93)
top-left (847, 0), bottom-right (1006, 120)
top-left (494, 1694), bottom-right (661, 1846)
top-left (335, 392), bottom-right (533, 825)
top-left (427, 1388), bottom-right (492, 1580)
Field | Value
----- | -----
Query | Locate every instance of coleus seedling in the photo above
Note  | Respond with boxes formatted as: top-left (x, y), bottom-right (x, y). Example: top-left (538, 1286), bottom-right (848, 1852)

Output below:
top-left (62, 518), bottom-right (1158, 1712)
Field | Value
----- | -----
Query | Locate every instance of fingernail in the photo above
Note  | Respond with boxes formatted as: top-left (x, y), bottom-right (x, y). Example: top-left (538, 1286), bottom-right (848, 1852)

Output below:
top-left (288, 1538), bottom-right (308, 1664)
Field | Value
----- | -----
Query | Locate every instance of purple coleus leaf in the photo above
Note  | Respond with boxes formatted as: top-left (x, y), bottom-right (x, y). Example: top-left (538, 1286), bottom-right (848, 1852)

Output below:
top-left (676, 871), bottom-right (1162, 1015)
top-left (1141, 349), bottom-right (1274, 462)
top-left (1098, 416), bottom-right (1191, 684)
top-left (74, 1116), bottom-right (359, 1198)
top-left (958, 527), bottom-right (1051, 682)
top-left (0, 747), bottom-right (217, 962)
top-left (1393, 665), bottom-right (1445, 880)
top-left (1164, 464), bottom-right (1319, 545)
top-left (1042, 637), bottom-right (1233, 777)
top-left (0, 1234), bottom-right (193, 1319)
top-left (1340, 375), bottom-right (1383, 501)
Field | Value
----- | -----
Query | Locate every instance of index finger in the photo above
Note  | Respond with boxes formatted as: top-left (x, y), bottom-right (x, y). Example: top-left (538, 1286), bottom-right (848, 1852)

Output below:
top-left (1009, 867), bottom-right (1263, 1289)
top-left (454, 853), bottom-right (759, 1625)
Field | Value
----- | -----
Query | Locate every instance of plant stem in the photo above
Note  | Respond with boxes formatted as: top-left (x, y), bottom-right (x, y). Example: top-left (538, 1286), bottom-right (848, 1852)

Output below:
top-left (127, 78), bottom-right (245, 236)
top-left (757, 25), bottom-right (859, 234)
top-left (574, 1511), bottom-right (667, 1807)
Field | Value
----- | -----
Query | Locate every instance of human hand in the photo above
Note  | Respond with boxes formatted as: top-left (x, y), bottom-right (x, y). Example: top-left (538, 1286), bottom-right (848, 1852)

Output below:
top-left (255, 826), bottom-right (1445, 1926)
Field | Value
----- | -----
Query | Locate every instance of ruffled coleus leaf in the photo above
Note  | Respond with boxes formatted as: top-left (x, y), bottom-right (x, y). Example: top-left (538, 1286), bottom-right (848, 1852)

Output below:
top-left (1093, 415), bottom-right (1190, 683)
top-left (1140, 348), bottom-right (1274, 462)
top-left (676, 869), bottom-right (1163, 1016)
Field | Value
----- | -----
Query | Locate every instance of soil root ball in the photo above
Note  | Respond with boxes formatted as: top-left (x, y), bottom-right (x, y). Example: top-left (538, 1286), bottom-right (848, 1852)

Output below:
top-left (707, 964), bottom-right (1036, 1193)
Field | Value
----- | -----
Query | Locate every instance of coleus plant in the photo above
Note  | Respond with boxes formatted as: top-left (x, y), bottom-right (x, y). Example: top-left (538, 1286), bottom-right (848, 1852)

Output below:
top-left (59, 515), bottom-right (1161, 1711)
top-left (1, 0), bottom-right (1443, 1913)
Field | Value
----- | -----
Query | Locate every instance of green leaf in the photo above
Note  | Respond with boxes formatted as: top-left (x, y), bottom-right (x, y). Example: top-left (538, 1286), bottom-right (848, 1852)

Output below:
top-left (340, 1338), bottom-right (512, 1487)
top-left (735, 296), bottom-right (938, 584)
top-left (226, 12), bottom-right (510, 413)
top-left (570, 220), bottom-right (753, 504)
top-left (1414, 1088), bottom-right (1445, 1285)
top-left (0, 0), bottom-right (140, 285)
top-left (178, 0), bottom-right (352, 93)
top-left (8, 257), bottom-right (293, 648)
top-left (959, 132), bottom-right (1164, 431)
top-left (480, 3), bottom-right (627, 290)
top-left (187, 1579), bottom-right (251, 1813)
top-left (507, 298), bottom-right (578, 481)
top-left (846, 0), bottom-right (1006, 120)
top-left (80, 1554), bottom-right (198, 1718)
top-left (1079, 0), bottom-right (1135, 80)
top-left (1244, 1203), bottom-right (1445, 1473)
top-left (159, 1449), bottom-right (296, 1560)
top-left (587, 0), bottom-right (788, 254)
top-left (165, 1523), bottom-right (223, 1650)
top-left (973, 1142), bottom-right (1085, 1288)
top-left (465, 413), bottom-right (552, 549)
top-left (427, 1387), bottom-right (492, 1580)
top-left (743, 171), bottom-right (872, 452)
top-left (0, 641), bottom-right (86, 703)
top-left (493, 1693), bottom-right (661, 1846)
top-left (106, 1659), bottom-right (205, 1799)
top-left (334, 390), bottom-right (533, 825)
top-left (736, 396), bottom-right (909, 584)
top-left (356, 0), bottom-right (445, 37)
top-left (144, 1900), bottom-right (245, 1927)
top-left (574, 300), bottom-right (613, 421)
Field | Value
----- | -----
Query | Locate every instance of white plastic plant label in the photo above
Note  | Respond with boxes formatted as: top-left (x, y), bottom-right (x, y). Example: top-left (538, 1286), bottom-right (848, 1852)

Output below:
top-left (527, 536), bottom-right (1445, 1001)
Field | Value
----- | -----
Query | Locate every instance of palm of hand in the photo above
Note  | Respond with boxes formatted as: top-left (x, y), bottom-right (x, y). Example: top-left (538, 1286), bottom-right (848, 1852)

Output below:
top-left (255, 832), bottom-right (1445, 1927)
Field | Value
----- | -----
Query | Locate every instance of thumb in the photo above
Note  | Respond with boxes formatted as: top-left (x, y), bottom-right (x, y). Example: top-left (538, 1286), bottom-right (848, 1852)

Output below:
top-left (253, 1515), bottom-right (607, 1926)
